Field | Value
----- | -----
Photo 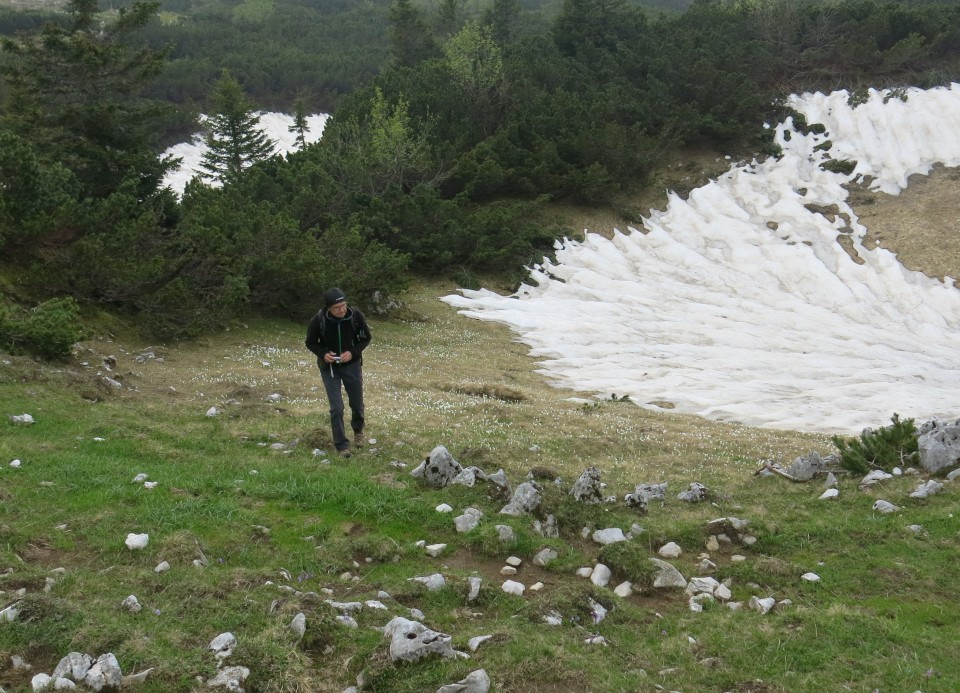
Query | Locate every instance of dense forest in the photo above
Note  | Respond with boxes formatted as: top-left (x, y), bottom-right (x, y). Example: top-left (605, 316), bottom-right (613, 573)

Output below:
top-left (1, 0), bottom-right (959, 355)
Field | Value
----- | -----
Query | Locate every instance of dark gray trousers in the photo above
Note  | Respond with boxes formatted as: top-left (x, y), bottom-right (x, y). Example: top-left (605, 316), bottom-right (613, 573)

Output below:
top-left (320, 360), bottom-right (364, 451)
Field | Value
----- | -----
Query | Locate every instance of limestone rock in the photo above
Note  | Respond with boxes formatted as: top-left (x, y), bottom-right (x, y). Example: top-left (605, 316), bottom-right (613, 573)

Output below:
top-left (82, 654), bottom-right (122, 691)
top-left (411, 446), bottom-right (463, 488)
top-left (383, 617), bottom-right (457, 662)
top-left (658, 542), bottom-right (682, 558)
top-left (677, 482), bottom-right (708, 502)
top-left (124, 533), bottom-right (149, 550)
top-left (592, 528), bottom-right (627, 545)
top-left (624, 482), bottom-right (667, 510)
top-left (499, 481), bottom-right (542, 516)
top-left (206, 665), bottom-right (250, 691)
top-left (436, 668), bottom-right (491, 693)
top-left (533, 548), bottom-right (558, 567)
top-left (918, 420), bottom-right (960, 473)
top-left (649, 558), bottom-right (687, 589)
top-left (570, 467), bottom-right (604, 504)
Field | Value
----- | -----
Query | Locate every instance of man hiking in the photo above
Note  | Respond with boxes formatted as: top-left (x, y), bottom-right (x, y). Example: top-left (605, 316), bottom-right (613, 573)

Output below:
top-left (305, 288), bottom-right (372, 458)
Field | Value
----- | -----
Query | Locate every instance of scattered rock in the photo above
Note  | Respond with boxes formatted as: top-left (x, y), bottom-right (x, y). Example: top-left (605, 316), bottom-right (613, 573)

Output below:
top-left (411, 446), bottom-right (463, 488)
top-left (749, 596), bottom-right (776, 614)
top-left (501, 580), bottom-right (525, 596)
top-left (909, 480), bottom-right (943, 499)
top-left (408, 574), bottom-right (446, 591)
top-left (917, 419), bottom-right (960, 473)
top-left (570, 467), bottom-right (604, 504)
top-left (436, 668), bottom-right (491, 693)
top-left (206, 665), bottom-right (250, 691)
top-left (658, 542), bottom-right (682, 558)
top-left (208, 632), bottom-right (237, 660)
top-left (383, 617), bottom-right (459, 663)
top-left (124, 533), bottom-right (149, 550)
top-left (677, 482), bottom-right (708, 502)
top-left (624, 482), bottom-right (667, 510)
top-left (532, 548), bottom-right (558, 567)
top-left (589, 564), bottom-right (611, 587)
top-left (873, 499), bottom-right (900, 513)
top-left (290, 613), bottom-right (306, 639)
top-left (649, 558), bottom-right (687, 589)
top-left (120, 595), bottom-right (141, 613)
top-left (592, 528), bottom-right (627, 545)
top-left (499, 481), bottom-right (542, 516)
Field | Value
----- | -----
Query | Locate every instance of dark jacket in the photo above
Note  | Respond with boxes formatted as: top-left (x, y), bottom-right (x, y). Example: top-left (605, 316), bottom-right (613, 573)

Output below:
top-left (305, 306), bottom-right (371, 368)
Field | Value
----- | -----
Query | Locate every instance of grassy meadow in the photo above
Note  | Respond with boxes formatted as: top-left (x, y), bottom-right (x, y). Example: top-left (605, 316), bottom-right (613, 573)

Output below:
top-left (1, 279), bottom-right (959, 692)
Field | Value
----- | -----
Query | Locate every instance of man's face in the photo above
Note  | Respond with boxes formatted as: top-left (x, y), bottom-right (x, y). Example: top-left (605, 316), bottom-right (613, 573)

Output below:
top-left (329, 301), bottom-right (347, 317)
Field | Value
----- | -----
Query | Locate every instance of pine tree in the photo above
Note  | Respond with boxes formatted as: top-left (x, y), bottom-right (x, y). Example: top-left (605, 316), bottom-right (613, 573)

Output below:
top-left (200, 71), bottom-right (276, 184)
top-left (0, 0), bottom-right (174, 200)
top-left (288, 95), bottom-right (310, 151)
top-left (388, 0), bottom-right (438, 67)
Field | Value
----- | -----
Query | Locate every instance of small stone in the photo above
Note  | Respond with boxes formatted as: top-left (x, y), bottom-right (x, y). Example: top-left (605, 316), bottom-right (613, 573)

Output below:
top-left (501, 580), bottom-right (525, 595)
top-left (819, 488), bottom-right (839, 500)
top-left (468, 635), bottom-right (493, 652)
top-left (658, 542), bottom-right (682, 558)
top-left (467, 576), bottom-right (482, 602)
top-left (125, 533), bottom-right (149, 550)
top-left (506, 556), bottom-right (522, 567)
top-left (500, 566), bottom-right (517, 576)
top-left (533, 548), bottom-right (558, 566)
top-left (614, 581), bottom-right (633, 597)
top-left (290, 613), bottom-right (306, 639)
top-left (425, 543), bottom-right (447, 557)
top-left (529, 581), bottom-right (544, 591)
top-left (576, 567), bottom-right (593, 578)
top-left (435, 503), bottom-right (453, 513)
top-left (873, 499), bottom-right (900, 513)
top-left (120, 594), bottom-right (142, 613)
top-left (801, 572), bottom-right (820, 582)
top-left (749, 596), bottom-right (776, 614)
top-left (590, 564), bottom-right (611, 587)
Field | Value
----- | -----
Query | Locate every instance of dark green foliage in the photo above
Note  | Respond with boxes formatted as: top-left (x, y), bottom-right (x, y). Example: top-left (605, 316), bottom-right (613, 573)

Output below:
top-left (832, 413), bottom-right (919, 474)
top-left (0, 131), bottom-right (79, 249)
top-left (199, 71), bottom-right (277, 184)
top-left (0, 296), bottom-right (87, 360)
top-left (0, 0), bottom-right (175, 201)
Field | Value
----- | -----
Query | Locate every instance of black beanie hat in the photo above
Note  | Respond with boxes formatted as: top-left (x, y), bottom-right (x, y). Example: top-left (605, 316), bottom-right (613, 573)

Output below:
top-left (324, 287), bottom-right (347, 309)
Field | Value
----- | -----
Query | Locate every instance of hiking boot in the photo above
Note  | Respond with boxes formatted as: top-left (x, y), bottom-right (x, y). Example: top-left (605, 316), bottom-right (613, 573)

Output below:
top-left (354, 434), bottom-right (364, 449)
top-left (338, 448), bottom-right (352, 459)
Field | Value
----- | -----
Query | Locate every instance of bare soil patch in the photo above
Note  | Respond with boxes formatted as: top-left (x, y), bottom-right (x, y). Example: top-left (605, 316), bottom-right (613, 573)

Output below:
top-left (848, 164), bottom-right (960, 283)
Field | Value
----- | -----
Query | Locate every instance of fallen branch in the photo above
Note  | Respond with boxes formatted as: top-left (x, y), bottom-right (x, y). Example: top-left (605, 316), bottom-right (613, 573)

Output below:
top-left (752, 461), bottom-right (804, 482)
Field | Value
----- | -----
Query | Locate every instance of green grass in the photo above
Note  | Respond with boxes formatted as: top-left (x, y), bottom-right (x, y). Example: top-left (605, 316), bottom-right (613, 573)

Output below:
top-left (1, 280), bottom-right (959, 692)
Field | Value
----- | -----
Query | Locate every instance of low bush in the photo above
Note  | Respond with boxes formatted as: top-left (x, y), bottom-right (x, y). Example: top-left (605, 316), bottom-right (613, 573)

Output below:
top-left (831, 413), bottom-right (919, 474)
top-left (0, 296), bottom-right (87, 360)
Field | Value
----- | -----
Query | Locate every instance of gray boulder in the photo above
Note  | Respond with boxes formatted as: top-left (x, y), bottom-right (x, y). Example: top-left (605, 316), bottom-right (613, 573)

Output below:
top-left (570, 467), bottom-right (604, 504)
top-left (82, 654), bottom-right (122, 691)
top-left (411, 446), bottom-right (463, 488)
top-left (625, 482), bottom-right (667, 510)
top-left (677, 482), bottom-right (708, 503)
top-left (383, 617), bottom-right (458, 663)
top-left (436, 668), bottom-right (491, 693)
top-left (649, 558), bottom-right (688, 589)
top-left (499, 481), bottom-right (542, 516)
top-left (918, 420), bottom-right (960, 473)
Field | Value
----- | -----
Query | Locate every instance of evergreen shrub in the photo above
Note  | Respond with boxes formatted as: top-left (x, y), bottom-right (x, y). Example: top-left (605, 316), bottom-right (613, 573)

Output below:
top-left (0, 296), bottom-right (87, 360)
top-left (831, 413), bottom-right (919, 474)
